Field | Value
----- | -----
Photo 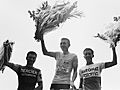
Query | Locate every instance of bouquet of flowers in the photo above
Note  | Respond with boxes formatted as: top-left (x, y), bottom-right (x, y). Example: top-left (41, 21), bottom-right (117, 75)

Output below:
top-left (28, 0), bottom-right (83, 41)
top-left (94, 16), bottom-right (120, 47)
top-left (0, 40), bottom-right (14, 73)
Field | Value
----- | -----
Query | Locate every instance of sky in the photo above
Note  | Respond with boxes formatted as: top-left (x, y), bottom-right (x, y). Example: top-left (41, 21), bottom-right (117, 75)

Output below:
top-left (0, 0), bottom-right (120, 90)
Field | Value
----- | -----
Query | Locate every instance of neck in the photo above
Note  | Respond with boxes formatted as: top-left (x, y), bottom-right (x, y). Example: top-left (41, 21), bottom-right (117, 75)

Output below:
top-left (26, 64), bottom-right (33, 67)
top-left (63, 51), bottom-right (69, 55)
top-left (86, 62), bottom-right (93, 65)
top-left (86, 58), bottom-right (93, 65)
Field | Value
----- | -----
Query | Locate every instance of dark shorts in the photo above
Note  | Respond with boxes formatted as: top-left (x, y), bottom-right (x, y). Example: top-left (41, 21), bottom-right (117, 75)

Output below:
top-left (50, 84), bottom-right (70, 89)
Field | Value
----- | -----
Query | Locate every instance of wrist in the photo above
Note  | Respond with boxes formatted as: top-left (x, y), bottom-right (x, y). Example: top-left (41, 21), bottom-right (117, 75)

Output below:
top-left (70, 81), bottom-right (74, 86)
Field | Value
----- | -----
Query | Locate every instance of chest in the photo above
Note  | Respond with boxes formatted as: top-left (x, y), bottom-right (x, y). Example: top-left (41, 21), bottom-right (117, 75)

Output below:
top-left (56, 55), bottom-right (73, 68)
top-left (19, 67), bottom-right (38, 78)
top-left (80, 64), bottom-right (102, 78)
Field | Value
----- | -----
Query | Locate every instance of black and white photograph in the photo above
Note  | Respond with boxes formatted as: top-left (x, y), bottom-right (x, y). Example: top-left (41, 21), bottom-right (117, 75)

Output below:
top-left (0, 0), bottom-right (120, 90)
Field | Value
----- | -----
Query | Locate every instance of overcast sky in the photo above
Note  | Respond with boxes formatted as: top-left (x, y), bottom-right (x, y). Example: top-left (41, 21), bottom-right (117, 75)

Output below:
top-left (0, 0), bottom-right (120, 90)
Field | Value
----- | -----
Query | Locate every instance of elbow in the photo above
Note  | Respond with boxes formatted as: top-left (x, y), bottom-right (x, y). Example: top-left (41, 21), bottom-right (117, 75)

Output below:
top-left (113, 60), bottom-right (117, 66)
top-left (42, 49), bottom-right (47, 55)
top-left (113, 56), bottom-right (117, 66)
top-left (43, 53), bottom-right (47, 56)
top-left (42, 51), bottom-right (46, 55)
top-left (42, 51), bottom-right (49, 56)
top-left (114, 61), bottom-right (117, 65)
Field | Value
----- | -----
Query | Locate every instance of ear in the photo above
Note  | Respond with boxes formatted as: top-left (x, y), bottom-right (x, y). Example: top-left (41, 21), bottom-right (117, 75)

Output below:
top-left (26, 56), bottom-right (28, 60)
top-left (68, 43), bottom-right (71, 47)
top-left (83, 55), bottom-right (86, 59)
top-left (69, 43), bottom-right (71, 47)
top-left (92, 54), bottom-right (94, 58)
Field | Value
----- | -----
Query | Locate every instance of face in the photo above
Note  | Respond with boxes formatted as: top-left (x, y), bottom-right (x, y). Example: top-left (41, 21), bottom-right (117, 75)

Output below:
top-left (60, 39), bottom-right (70, 51)
top-left (26, 53), bottom-right (37, 65)
top-left (83, 50), bottom-right (94, 61)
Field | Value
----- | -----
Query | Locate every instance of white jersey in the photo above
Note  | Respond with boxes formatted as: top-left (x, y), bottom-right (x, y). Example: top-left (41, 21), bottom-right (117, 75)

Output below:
top-left (79, 63), bottom-right (105, 90)
top-left (52, 52), bottom-right (77, 84)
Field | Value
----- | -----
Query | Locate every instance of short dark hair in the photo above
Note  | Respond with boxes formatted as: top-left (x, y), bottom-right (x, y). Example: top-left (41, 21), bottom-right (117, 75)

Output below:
top-left (83, 48), bottom-right (94, 55)
top-left (61, 38), bottom-right (70, 46)
top-left (27, 51), bottom-right (37, 57)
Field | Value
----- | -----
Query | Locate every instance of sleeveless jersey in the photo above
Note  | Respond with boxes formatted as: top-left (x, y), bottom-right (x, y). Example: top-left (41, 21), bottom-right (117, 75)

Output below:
top-left (17, 65), bottom-right (42, 90)
top-left (79, 63), bottom-right (105, 90)
top-left (52, 52), bottom-right (77, 84)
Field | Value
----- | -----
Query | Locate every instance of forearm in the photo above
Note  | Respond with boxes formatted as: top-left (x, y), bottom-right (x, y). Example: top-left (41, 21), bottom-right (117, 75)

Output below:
top-left (72, 71), bottom-right (77, 82)
top-left (4, 45), bottom-right (15, 70)
top-left (40, 39), bottom-right (48, 55)
top-left (112, 47), bottom-right (117, 65)
top-left (72, 56), bottom-right (78, 82)
top-left (105, 47), bottom-right (117, 68)
top-left (40, 38), bottom-right (56, 57)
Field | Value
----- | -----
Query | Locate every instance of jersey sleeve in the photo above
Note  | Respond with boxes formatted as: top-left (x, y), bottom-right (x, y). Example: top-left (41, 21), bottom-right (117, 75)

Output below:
top-left (99, 63), bottom-right (105, 73)
top-left (79, 69), bottom-right (83, 78)
top-left (37, 70), bottom-right (42, 82)
top-left (100, 63), bottom-right (105, 70)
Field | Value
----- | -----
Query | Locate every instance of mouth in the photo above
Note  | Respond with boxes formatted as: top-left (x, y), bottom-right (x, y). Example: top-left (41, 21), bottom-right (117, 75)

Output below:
top-left (61, 45), bottom-right (67, 48)
top-left (85, 56), bottom-right (91, 59)
top-left (61, 47), bottom-right (67, 51)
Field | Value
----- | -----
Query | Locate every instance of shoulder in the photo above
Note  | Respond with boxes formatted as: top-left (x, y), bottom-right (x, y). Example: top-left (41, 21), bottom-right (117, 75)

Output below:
top-left (13, 64), bottom-right (21, 68)
top-left (95, 62), bottom-right (105, 67)
top-left (55, 52), bottom-right (61, 55)
top-left (96, 62), bottom-right (105, 69)
top-left (79, 66), bottom-right (85, 76)
top-left (55, 52), bottom-right (62, 58)
top-left (33, 67), bottom-right (41, 73)
top-left (70, 53), bottom-right (78, 61)
top-left (70, 53), bottom-right (77, 57)
top-left (53, 51), bottom-right (60, 56)
top-left (69, 53), bottom-right (78, 60)
top-left (79, 65), bottom-right (87, 71)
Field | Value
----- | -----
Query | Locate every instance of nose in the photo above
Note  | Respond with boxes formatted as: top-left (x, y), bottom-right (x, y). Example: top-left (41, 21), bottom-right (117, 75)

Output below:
top-left (85, 54), bottom-right (89, 57)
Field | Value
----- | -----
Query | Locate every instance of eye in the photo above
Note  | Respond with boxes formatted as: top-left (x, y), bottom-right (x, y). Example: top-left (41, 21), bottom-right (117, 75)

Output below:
top-left (60, 42), bottom-right (65, 45)
top-left (85, 53), bottom-right (91, 55)
top-left (28, 56), bottom-right (36, 59)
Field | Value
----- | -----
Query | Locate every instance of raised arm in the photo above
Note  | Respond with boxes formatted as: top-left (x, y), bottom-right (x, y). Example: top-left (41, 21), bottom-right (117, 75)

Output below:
top-left (40, 34), bottom-right (56, 58)
top-left (4, 43), bottom-right (19, 73)
top-left (105, 46), bottom-right (117, 68)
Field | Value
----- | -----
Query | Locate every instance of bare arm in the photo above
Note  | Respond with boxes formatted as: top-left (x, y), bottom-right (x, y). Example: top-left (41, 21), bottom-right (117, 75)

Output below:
top-left (4, 42), bottom-right (19, 73)
top-left (71, 56), bottom-right (78, 83)
top-left (105, 47), bottom-right (117, 68)
top-left (40, 35), bottom-right (56, 58)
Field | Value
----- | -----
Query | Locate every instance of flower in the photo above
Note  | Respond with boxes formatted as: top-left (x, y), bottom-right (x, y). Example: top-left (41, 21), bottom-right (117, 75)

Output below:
top-left (28, 1), bottom-right (83, 41)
